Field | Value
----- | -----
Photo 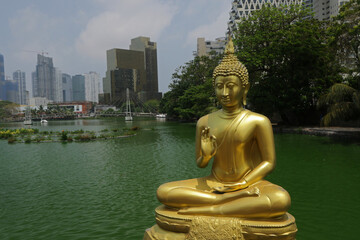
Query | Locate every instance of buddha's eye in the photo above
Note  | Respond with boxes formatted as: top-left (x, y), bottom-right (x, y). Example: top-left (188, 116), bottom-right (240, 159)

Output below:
top-left (216, 84), bottom-right (223, 89)
top-left (227, 83), bottom-right (235, 89)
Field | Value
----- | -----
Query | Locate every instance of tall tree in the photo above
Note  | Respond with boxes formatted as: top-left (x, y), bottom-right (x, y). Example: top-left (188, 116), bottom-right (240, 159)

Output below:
top-left (0, 101), bottom-right (19, 120)
top-left (328, 0), bottom-right (360, 90)
top-left (317, 83), bottom-right (360, 126)
top-left (160, 53), bottom-right (221, 120)
top-left (234, 4), bottom-right (341, 125)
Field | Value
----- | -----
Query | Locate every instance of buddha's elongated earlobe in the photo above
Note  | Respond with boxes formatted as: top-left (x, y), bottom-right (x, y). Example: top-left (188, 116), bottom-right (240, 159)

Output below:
top-left (243, 83), bottom-right (250, 107)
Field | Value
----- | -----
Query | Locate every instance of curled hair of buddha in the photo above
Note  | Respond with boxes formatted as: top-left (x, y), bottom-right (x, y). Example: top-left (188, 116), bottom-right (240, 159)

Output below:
top-left (213, 37), bottom-right (249, 87)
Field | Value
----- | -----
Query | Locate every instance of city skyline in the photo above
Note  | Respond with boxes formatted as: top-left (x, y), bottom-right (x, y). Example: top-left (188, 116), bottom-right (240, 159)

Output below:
top-left (0, 0), bottom-right (231, 95)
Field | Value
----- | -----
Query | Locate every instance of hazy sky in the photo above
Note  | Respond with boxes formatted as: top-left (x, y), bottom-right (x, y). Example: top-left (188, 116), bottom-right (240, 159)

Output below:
top-left (0, 0), bottom-right (231, 94)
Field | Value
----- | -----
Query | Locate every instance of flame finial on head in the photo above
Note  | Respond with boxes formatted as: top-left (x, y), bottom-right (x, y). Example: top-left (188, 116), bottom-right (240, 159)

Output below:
top-left (224, 36), bottom-right (235, 54)
top-left (213, 36), bottom-right (249, 87)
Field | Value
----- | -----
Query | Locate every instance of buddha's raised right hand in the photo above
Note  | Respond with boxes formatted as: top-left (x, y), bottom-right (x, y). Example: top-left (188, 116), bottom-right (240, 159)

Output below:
top-left (200, 127), bottom-right (217, 158)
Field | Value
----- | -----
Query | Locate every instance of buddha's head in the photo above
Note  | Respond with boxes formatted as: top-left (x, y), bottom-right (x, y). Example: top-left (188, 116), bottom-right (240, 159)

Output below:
top-left (213, 38), bottom-right (249, 108)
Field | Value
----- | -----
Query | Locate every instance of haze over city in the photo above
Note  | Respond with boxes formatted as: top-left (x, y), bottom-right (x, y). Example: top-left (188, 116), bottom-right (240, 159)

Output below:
top-left (0, 0), bottom-right (230, 95)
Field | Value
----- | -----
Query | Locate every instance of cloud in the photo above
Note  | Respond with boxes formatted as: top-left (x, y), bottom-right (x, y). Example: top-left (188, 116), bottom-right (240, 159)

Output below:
top-left (9, 7), bottom-right (60, 58)
top-left (75, 0), bottom-right (177, 59)
top-left (186, 3), bottom-right (229, 45)
top-left (7, 6), bottom-right (68, 80)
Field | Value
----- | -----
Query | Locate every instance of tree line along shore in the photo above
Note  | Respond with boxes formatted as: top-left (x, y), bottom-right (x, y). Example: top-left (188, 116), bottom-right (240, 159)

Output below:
top-left (160, 2), bottom-right (360, 127)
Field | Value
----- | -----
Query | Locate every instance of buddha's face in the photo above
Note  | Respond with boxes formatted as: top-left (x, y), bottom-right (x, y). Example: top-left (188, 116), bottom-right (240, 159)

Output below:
top-left (215, 75), bottom-right (244, 108)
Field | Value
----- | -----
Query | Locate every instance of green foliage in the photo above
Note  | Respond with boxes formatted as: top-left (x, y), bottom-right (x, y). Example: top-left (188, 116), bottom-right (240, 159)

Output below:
top-left (0, 127), bottom-right (135, 143)
top-left (7, 137), bottom-right (17, 144)
top-left (317, 83), bottom-right (360, 126)
top-left (104, 108), bottom-right (115, 113)
top-left (160, 53), bottom-right (222, 121)
top-left (72, 129), bottom-right (84, 134)
top-left (234, 4), bottom-right (341, 125)
top-left (124, 130), bottom-right (136, 136)
top-left (144, 99), bottom-right (160, 113)
top-left (60, 131), bottom-right (68, 141)
top-left (0, 101), bottom-right (19, 120)
top-left (74, 134), bottom-right (92, 141)
top-left (174, 79), bottom-right (218, 120)
top-left (34, 136), bottom-right (45, 142)
top-left (328, 0), bottom-right (360, 90)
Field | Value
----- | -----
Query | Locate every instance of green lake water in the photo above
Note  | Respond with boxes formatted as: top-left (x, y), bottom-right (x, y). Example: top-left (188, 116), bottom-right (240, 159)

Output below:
top-left (0, 118), bottom-right (359, 239)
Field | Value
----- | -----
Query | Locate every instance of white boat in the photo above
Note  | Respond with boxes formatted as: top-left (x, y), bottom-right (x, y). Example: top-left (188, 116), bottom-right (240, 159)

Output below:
top-left (156, 114), bottom-right (166, 118)
top-left (24, 119), bottom-right (32, 125)
top-left (40, 119), bottom-right (48, 123)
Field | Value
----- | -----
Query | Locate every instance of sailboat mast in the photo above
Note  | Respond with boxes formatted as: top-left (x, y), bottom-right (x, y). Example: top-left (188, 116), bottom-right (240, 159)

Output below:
top-left (125, 88), bottom-right (133, 121)
top-left (126, 88), bottom-right (131, 114)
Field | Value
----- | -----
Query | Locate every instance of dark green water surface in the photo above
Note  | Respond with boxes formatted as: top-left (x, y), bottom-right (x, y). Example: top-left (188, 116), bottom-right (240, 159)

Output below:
top-left (0, 119), bottom-right (359, 239)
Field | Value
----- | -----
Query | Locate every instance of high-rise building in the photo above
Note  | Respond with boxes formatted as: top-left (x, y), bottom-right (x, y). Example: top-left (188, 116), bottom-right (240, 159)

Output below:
top-left (84, 71), bottom-right (102, 103)
top-left (33, 54), bottom-right (58, 101)
top-left (102, 36), bottom-right (162, 104)
top-left (72, 74), bottom-right (86, 101)
top-left (31, 72), bottom-right (37, 97)
top-left (103, 48), bottom-right (146, 103)
top-left (130, 36), bottom-right (161, 101)
top-left (3, 77), bottom-right (19, 104)
top-left (0, 53), bottom-right (5, 100)
top-left (196, 37), bottom-right (226, 57)
top-left (62, 73), bottom-right (72, 102)
top-left (227, 0), bottom-right (302, 35)
top-left (54, 68), bottom-right (63, 102)
top-left (227, 0), bottom-right (350, 35)
top-left (0, 53), bottom-right (4, 82)
top-left (13, 70), bottom-right (27, 105)
top-left (313, 0), bottom-right (349, 20)
top-left (0, 55), bottom-right (19, 104)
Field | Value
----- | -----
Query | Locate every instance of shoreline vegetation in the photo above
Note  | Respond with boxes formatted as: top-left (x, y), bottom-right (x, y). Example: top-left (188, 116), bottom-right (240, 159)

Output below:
top-left (272, 125), bottom-right (360, 140)
top-left (0, 126), bottom-right (141, 144)
top-left (159, 2), bottom-right (360, 127)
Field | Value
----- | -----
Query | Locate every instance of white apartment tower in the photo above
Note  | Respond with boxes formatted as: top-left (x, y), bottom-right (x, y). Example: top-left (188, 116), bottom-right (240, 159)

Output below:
top-left (13, 70), bottom-right (27, 105)
top-left (84, 72), bottom-right (102, 103)
top-left (313, 0), bottom-right (349, 20)
top-left (33, 54), bottom-right (63, 103)
top-left (54, 68), bottom-right (63, 103)
top-left (227, 0), bottom-right (350, 35)
top-left (227, 0), bottom-right (302, 35)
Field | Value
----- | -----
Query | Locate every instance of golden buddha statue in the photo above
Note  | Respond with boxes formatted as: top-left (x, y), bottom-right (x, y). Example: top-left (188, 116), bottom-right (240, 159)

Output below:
top-left (144, 38), bottom-right (297, 240)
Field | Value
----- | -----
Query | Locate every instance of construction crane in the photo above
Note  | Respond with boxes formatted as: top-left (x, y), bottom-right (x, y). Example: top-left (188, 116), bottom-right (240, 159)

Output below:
top-left (22, 50), bottom-right (49, 56)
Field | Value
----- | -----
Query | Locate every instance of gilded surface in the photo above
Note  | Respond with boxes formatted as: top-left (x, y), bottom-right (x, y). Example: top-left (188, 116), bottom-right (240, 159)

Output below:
top-left (145, 38), bottom-right (297, 239)
top-left (187, 217), bottom-right (243, 240)
top-left (144, 206), bottom-right (297, 240)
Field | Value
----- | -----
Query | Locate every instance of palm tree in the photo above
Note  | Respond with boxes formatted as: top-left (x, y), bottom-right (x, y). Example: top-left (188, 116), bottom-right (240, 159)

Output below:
top-left (317, 83), bottom-right (360, 126)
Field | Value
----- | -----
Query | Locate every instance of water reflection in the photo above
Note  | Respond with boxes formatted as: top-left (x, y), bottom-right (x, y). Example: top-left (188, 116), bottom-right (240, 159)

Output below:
top-left (0, 119), bottom-right (359, 239)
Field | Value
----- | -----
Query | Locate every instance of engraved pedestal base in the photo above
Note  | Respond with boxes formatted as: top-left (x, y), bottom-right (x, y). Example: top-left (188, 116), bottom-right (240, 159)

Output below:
top-left (144, 205), bottom-right (297, 240)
